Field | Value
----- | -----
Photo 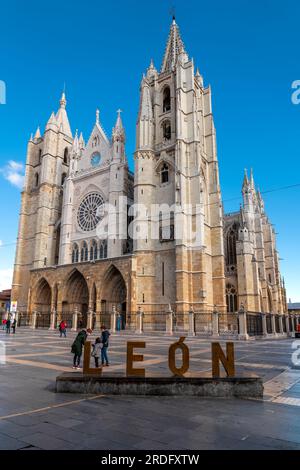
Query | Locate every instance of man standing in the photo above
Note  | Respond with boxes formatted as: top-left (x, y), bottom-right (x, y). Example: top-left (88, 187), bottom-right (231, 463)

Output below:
top-left (6, 318), bottom-right (11, 334)
top-left (100, 325), bottom-right (110, 366)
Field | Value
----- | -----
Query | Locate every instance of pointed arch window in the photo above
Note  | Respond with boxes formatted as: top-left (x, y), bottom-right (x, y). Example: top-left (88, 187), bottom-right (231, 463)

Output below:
top-left (226, 284), bottom-right (237, 313)
top-left (99, 240), bottom-right (107, 259)
top-left (161, 163), bottom-right (169, 184)
top-left (38, 149), bottom-right (42, 164)
top-left (162, 120), bottom-right (171, 141)
top-left (61, 173), bottom-right (67, 186)
top-left (81, 241), bottom-right (88, 262)
top-left (226, 225), bottom-right (238, 266)
top-left (163, 86), bottom-right (171, 112)
top-left (90, 240), bottom-right (98, 261)
top-left (63, 148), bottom-right (69, 164)
top-left (34, 173), bottom-right (39, 188)
top-left (72, 243), bottom-right (79, 263)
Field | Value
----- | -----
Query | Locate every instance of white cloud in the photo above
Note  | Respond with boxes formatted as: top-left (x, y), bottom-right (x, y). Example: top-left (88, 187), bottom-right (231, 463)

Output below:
top-left (0, 240), bottom-right (2, 247)
top-left (0, 160), bottom-right (25, 189)
top-left (0, 268), bottom-right (13, 291)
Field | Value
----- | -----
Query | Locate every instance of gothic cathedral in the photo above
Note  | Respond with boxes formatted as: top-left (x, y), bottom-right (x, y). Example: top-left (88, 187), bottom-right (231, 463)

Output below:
top-left (11, 19), bottom-right (287, 324)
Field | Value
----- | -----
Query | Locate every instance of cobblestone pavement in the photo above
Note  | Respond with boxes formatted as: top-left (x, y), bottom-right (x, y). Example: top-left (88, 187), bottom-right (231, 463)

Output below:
top-left (0, 328), bottom-right (299, 450)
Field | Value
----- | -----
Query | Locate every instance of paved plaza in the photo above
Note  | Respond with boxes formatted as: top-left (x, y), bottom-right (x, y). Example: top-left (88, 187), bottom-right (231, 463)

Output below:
top-left (0, 328), bottom-right (300, 450)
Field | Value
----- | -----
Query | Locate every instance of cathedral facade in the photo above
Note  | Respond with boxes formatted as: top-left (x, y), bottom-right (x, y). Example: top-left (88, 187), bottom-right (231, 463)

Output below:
top-left (11, 19), bottom-right (287, 325)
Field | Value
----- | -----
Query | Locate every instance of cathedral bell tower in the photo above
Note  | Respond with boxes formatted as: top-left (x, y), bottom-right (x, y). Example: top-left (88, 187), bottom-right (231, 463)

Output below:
top-left (134, 18), bottom-right (226, 312)
top-left (11, 93), bottom-right (73, 312)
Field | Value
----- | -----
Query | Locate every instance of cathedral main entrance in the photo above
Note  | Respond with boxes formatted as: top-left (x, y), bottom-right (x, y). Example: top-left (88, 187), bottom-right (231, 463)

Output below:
top-left (63, 270), bottom-right (89, 328)
top-left (101, 266), bottom-right (127, 329)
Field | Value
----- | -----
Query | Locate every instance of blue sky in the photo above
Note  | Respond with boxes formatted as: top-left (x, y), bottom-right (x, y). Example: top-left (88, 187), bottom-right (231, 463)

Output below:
top-left (0, 0), bottom-right (299, 300)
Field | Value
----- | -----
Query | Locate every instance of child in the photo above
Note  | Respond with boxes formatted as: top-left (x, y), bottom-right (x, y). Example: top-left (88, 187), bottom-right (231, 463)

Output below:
top-left (92, 337), bottom-right (102, 368)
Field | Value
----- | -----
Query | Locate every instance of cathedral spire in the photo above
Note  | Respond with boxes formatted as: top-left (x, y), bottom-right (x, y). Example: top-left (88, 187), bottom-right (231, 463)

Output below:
top-left (72, 129), bottom-right (79, 154)
top-left (138, 79), bottom-right (153, 121)
top-left (79, 131), bottom-right (85, 149)
top-left (112, 109), bottom-right (125, 142)
top-left (161, 18), bottom-right (188, 72)
top-left (60, 91), bottom-right (67, 109)
top-left (56, 91), bottom-right (72, 138)
top-left (45, 111), bottom-right (58, 132)
top-left (34, 126), bottom-right (41, 140)
top-left (112, 109), bottom-right (126, 161)
top-left (250, 168), bottom-right (255, 191)
top-left (242, 168), bottom-right (249, 192)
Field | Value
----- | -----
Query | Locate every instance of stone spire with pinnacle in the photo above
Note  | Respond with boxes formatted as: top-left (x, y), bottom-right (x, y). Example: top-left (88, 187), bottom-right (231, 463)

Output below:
top-left (33, 126), bottom-right (41, 140)
top-left (112, 109), bottom-right (126, 161)
top-left (112, 109), bottom-right (125, 142)
top-left (161, 17), bottom-right (188, 72)
top-left (55, 91), bottom-right (72, 138)
top-left (242, 168), bottom-right (250, 193)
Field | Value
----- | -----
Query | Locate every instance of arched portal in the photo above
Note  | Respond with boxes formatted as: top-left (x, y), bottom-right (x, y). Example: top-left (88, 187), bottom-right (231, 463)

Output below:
top-left (34, 278), bottom-right (51, 313)
top-left (101, 266), bottom-right (127, 329)
top-left (33, 278), bottom-right (52, 327)
top-left (64, 270), bottom-right (89, 328)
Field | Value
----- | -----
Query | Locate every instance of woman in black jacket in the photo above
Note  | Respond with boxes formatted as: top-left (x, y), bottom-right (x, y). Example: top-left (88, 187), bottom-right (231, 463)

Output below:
top-left (71, 328), bottom-right (92, 369)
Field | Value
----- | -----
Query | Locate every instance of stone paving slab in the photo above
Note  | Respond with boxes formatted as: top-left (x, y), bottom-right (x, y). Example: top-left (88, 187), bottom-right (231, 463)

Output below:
top-left (0, 329), bottom-right (300, 449)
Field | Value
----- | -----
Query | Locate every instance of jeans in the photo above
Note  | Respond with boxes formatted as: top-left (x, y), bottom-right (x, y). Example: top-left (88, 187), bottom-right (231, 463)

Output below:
top-left (73, 354), bottom-right (81, 367)
top-left (101, 347), bottom-right (109, 365)
top-left (60, 329), bottom-right (66, 338)
top-left (94, 357), bottom-right (99, 368)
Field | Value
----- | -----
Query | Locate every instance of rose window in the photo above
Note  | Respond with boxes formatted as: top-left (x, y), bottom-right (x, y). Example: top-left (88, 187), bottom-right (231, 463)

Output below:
top-left (77, 192), bottom-right (104, 232)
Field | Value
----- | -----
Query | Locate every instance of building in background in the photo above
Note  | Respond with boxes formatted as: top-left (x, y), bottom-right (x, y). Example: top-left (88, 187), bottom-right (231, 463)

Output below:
top-left (0, 289), bottom-right (11, 319)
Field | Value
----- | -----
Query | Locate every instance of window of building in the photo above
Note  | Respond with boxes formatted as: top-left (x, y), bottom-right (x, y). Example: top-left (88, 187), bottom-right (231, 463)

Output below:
top-left (61, 173), bottom-right (67, 186)
top-left (34, 173), bottom-right (39, 188)
top-left (99, 240), bottom-right (107, 259)
top-left (38, 149), bottom-right (42, 163)
top-left (90, 240), bottom-right (98, 261)
top-left (72, 244), bottom-right (79, 263)
top-left (226, 225), bottom-right (238, 266)
top-left (159, 211), bottom-right (175, 242)
top-left (161, 163), bottom-right (169, 184)
top-left (63, 148), bottom-right (68, 164)
top-left (81, 241), bottom-right (88, 262)
top-left (163, 86), bottom-right (171, 112)
top-left (162, 120), bottom-right (171, 141)
top-left (268, 273), bottom-right (272, 283)
top-left (226, 284), bottom-right (237, 313)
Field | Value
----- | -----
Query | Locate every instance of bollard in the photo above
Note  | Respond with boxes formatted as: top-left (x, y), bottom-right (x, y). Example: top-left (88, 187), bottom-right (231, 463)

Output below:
top-left (136, 307), bottom-right (144, 334)
top-left (212, 307), bottom-right (219, 338)
top-left (271, 314), bottom-right (278, 337)
top-left (188, 307), bottom-right (195, 337)
top-left (238, 304), bottom-right (249, 340)
top-left (111, 306), bottom-right (117, 333)
top-left (166, 304), bottom-right (174, 336)
top-left (279, 315), bottom-right (284, 335)
top-left (31, 311), bottom-right (37, 329)
top-left (285, 314), bottom-right (290, 336)
top-left (261, 312), bottom-right (267, 337)
top-left (72, 309), bottom-right (78, 332)
top-left (49, 310), bottom-right (56, 330)
top-left (87, 311), bottom-right (93, 330)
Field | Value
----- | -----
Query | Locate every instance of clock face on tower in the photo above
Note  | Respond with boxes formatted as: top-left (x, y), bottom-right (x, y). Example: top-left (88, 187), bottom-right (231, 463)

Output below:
top-left (91, 152), bottom-right (101, 167)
